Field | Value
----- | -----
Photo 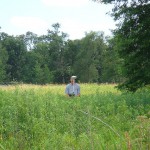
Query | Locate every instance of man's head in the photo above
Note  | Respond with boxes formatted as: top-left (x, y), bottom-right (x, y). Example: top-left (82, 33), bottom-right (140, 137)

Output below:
top-left (70, 76), bottom-right (77, 84)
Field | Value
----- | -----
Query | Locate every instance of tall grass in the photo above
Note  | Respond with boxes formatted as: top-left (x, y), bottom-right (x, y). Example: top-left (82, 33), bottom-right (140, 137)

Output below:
top-left (0, 84), bottom-right (150, 149)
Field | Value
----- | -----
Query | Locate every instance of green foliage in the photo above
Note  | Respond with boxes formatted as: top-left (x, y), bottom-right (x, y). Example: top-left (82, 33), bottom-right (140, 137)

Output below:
top-left (115, 3), bottom-right (150, 91)
top-left (0, 24), bottom-right (123, 84)
top-left (41, 23), bottom-right (69, 83)
top-left (101, 37), bottom-right (124, 83)
top-left (93, 0), bottom-right (150, 91)
top-left (1, 36), bottom-right (27, 82)
top-left (0, 84), bottom-right (149, 149)
top-left (0, 44), bottom-right (8, 82)
top-left (74, 31), bottom-right (106, 82)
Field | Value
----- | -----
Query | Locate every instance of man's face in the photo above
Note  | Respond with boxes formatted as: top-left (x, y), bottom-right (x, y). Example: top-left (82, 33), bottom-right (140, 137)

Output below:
top-left (70, 79), bottom-right (75, 84)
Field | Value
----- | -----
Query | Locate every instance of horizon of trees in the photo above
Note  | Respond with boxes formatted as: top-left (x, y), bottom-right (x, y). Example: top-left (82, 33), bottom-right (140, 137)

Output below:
top-left (0, 23), bottom-right (124, 84)
top-left (1, 0), bottom-right (149, 92)
top-left (0, 0), bottom-right (149, 92)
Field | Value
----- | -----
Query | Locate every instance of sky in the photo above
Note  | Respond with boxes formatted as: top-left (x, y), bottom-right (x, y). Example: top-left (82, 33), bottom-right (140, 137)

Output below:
top-left (0, 0), bottom-right (116, 40)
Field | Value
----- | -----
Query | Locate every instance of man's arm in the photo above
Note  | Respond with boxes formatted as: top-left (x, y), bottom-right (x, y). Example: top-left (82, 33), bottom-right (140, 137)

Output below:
top-left (77, 85), bottom-right (80, 96)
top-left (65, 85), bottom-right (70, 97)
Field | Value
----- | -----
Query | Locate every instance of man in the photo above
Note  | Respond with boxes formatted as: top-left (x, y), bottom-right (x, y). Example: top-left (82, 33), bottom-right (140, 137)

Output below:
top-left (65, 76), bottom-right (80, 97)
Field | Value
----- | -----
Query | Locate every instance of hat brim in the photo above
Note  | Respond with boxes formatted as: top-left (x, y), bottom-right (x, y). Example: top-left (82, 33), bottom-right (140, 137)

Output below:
top-left (71, 76), bottom-right (77, 80)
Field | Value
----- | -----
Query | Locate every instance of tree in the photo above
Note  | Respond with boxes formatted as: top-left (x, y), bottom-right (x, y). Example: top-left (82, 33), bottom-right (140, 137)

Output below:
top-left (17, 32), bottom-right (38, 51)
top-left (93, 0), bottom-right (150, 91)
top-left (46, 23), bottom-right (69, 83)
top-left (73, 31), bottom-right (106, 82)
top-left (101, 37), bottom-right (124, 83)
top-left (32, 42), bottom-right (52, 83)
top-left (1, 36), bottom-right (27, 82)
top-left (0, 44), bottom-right (8, 82)
top-left (64, 39), bottom-right (81, 81)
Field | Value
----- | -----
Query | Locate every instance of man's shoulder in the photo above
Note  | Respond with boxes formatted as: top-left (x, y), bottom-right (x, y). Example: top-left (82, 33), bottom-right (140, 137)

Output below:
top-left (66, 83), bottom-right (80, 87)
top-left (75, 83), bottom-right (80, 87)
top-left (66, 83), bottom-right (71, 87)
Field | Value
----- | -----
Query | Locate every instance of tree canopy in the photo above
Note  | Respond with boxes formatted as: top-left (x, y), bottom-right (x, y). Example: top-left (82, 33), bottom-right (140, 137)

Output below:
top-left (0, 23), bottom-right (122, 84)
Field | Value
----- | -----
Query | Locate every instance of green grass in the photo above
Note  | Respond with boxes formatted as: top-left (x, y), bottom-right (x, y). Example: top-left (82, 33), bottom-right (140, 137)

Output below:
top-left (0, 84), bottom-right (150, 150)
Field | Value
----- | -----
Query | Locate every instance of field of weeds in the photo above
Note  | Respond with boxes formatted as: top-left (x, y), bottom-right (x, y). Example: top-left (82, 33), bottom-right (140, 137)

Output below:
top-left (0, 84), bottom-right (150, 149)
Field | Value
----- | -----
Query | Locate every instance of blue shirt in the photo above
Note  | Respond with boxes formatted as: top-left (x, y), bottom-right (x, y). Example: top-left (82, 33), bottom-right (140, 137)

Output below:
top-left (65, 83), bottom-right (80, 96)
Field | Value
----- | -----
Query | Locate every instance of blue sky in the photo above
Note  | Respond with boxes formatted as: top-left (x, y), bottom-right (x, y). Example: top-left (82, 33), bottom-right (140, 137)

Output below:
top-left (0, 0), bottom-right (116, 39)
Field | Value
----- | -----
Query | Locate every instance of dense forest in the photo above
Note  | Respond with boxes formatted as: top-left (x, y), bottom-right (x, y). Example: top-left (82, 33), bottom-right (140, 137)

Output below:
top-left (0, 0), bottom-right (150, 92)
top-left (0, 24), bottom-right (123, 84)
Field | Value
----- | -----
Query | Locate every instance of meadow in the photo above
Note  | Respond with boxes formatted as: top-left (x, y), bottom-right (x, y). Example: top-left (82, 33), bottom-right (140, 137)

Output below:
top-left (0, 84), bottom-right (149, 150)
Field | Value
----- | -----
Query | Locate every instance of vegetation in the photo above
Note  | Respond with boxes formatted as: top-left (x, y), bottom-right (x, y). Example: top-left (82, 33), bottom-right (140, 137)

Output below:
top-left (0, 84), bottom-right (150, 149)
top-left (1, 0), bottom-right (150, 91)
top-left (93, 0), bottom-right (150, 91)
top-left (0, 0), bottom-right (149, 149)
top-left (0, 24), bottom-right (123, 85)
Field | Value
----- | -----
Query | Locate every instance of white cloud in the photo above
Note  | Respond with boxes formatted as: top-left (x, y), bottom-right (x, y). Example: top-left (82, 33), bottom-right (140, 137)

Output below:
top-left (60, 20), bottom-right (86, 39)
top-left (41, 0), bottom-right (88, 7)
top-left (59, 18), bottom-right (116, 39)
top-left (10, 16), bottom-right (48, 34)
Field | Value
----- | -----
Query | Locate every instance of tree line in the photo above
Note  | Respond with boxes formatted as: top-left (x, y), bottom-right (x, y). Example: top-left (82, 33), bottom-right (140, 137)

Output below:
top-left (1, 0), bottom-right (150, 92)
top-left (0, 23), bottom-right (123, 84)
